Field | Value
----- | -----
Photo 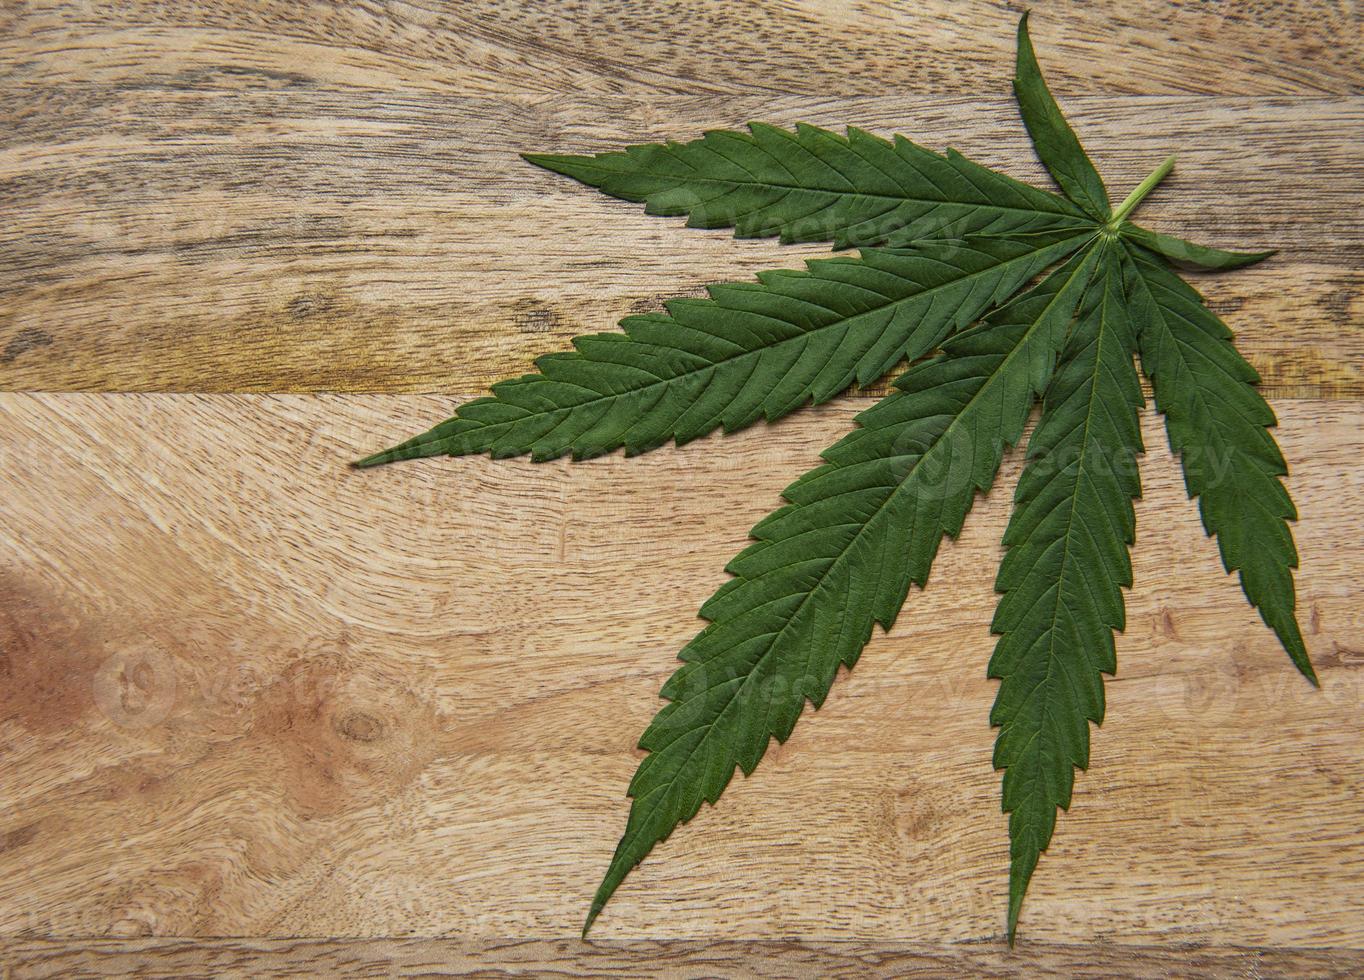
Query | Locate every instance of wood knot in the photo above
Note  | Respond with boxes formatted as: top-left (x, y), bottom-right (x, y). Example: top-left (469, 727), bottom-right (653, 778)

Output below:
top-left (334, 709), bottom-right (384, 743)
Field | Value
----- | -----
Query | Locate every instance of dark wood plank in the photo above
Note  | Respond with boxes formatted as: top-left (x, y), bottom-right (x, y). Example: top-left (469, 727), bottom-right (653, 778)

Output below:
top-left (1, 91), bottom-right (1360, 394)
top-left (4, 0), bottom-right (1362, 100)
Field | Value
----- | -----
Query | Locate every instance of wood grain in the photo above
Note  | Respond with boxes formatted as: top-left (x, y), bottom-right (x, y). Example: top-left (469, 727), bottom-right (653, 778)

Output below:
top-left (3, 0), bottom-right (1363, 974)
top-left (0, 394), bottom-right (1360, 957)
top-left (2, 12), bottom-right (1361, 395)
top-left (5, 0), bottom-right (1362, 100)
top-left (5, 937), bottom-right (1364, 979)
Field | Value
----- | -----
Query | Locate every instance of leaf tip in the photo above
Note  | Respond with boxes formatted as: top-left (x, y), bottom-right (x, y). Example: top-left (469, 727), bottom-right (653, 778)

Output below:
top-left (1275, 619), bottom-right (1318, 686)
top-left (1230, 248), bottom-right (1277, 270)
top-left (351, 449), bottom-right (395, 469)
top-left (1006, 884), bottom-right (1025, 947)
top-left (522, 152), bottom-right (584, 178)
top-left (1295, 653), bottom-right (1321, 688)
top-left (582, 902), bottom-right (603, 939)
top-left (1014, 10), bottom-right (1036, 66)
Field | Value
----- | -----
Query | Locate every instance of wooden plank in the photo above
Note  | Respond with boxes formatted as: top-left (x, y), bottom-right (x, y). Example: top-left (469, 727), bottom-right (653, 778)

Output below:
top-left (3, 1), bottom-right (1361, 100)
top-left (0, 393), bottom-right (1360, 946)
top-left (4, 937), bottom-right (1364, 979)
top-left (2, 91), bottom-right (1359, 394)
top-left (4, 0), bottom-right (1363, 969)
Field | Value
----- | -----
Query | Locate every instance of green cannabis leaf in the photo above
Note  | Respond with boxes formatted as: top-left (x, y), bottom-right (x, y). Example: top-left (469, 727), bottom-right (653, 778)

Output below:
top-left (355, 232), bottom-right (1088, 466)
top-left (357, 12), bottom-right (1315, 941)
top-left (989, 244), bottom-right (1145, 938)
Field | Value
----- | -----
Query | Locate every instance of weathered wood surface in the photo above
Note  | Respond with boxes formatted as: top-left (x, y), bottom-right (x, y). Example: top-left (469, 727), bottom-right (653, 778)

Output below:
top-left (2, 5), bottom-right (1362, 397)
top-left (1, 94), bottom-right (1360, 395)
top-left (4, 938), bottom-right (1364, 980)
top-left (0, 396), bottom-right (1362, 966)
top-left (2, 0), bottom-right (1362, 976)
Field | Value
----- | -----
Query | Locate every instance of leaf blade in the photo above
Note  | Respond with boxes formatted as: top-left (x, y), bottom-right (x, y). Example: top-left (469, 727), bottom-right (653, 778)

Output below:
top-left (524, 123), bottom-right (1094, 249)
top-left (1013, 13), bottom-right (1112, 220)
top-left (356, 231), bottom-right (1095, 466)
top-left (586, 245), bottom-right (1103, 934)
top-left (988, 243), bottom-right (1144, 940)
top-left (1122, 223), bottom-right (1275, 270)
top-left (1123, 243), bottom-right (1315, 682)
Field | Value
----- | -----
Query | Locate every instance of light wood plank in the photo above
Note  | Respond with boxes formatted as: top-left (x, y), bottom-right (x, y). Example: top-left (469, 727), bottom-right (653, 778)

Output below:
top-left (1, 94), bottom-right (1358, 395)
top-left (0, 393), bottom-right (1359, 946)
top-left (4, 937), bottom-right (1364, 979)
top-left (4, 0), bottom-right (1363, 968)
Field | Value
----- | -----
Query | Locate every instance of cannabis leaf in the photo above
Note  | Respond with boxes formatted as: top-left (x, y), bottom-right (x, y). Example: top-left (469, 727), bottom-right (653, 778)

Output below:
top-left (522, 124), bottom-right (1094, 247)
top-left (357, 13), bottom-right (1315, 941)
top-left (585, 247), bottom-right (1101, 932)
top-left (355, 231), bottom-right (1088, 465)
top-left (989, 244), bottom-right (1144, 939)
top-left (1125, 245), bottom-right (1314, 682)
top-left (1012, 12), bottom-right (1111, 221)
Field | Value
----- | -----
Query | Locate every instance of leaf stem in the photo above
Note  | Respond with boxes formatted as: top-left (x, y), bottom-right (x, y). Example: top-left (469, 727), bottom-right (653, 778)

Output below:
top-left (1106, 154), bottom-right (1176, 228)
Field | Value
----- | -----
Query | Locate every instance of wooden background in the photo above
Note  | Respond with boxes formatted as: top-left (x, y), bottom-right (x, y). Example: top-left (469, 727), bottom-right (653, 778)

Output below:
top-left (2, 1), bottom-right (1362, 976)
